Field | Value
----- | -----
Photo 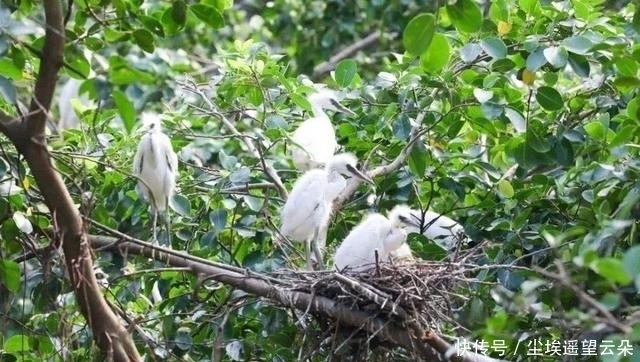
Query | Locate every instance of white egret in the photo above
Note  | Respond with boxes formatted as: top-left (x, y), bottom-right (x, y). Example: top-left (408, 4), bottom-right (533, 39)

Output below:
top-left (291, 90), bottom-right (356, 170)
top-left (387, 205), bottom-right (469, 251)
top-left (280, 153), bottom-right (373, 270)
top-left (132, 113), bottom-right (178, 244)
top-left (333, 210), bottom-right (416, 272)
top-left (389, 243), bottom-right (415, 263)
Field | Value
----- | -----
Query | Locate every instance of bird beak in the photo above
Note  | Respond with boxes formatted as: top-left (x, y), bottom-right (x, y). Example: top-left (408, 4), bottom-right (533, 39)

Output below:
top-left (330, 100), bottom-right (357, 117)
top-left (346, 164), bottom-right (374, 185)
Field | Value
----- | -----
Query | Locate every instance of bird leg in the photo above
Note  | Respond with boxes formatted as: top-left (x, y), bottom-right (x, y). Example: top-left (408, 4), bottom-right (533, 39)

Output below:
top-left (163, 196), bottom-right (172, 247)
top-left (304, 236), bottom-right (314, 271)
top-left (151, 208), bottom-right (158, 244)
top-left (310, 229), bottom-right (325, 271)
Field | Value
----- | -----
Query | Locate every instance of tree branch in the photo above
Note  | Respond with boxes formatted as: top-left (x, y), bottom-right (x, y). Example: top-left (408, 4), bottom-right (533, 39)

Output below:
top-left (334, 111), bottom-right (428, 210)
top-left (181, 80), bottom-right (288, 199)
top-left (89, 234), bottom-right (508, 362)
top-left (312, 32), bottom-right (383, 79)
top-left (0, 2), bottom-right (141, 360)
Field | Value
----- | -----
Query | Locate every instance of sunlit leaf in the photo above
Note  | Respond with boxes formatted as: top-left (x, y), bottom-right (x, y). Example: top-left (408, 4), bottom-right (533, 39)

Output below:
top-left (420, 34), bottom-right (450, 73)
top-left (402, 13), bottom-right (436, 56)
top-left (447, 0), bottom-right (482, 33)
top-left (0, 260), bottom-right (20, 292)
top-left (113, 89), bottom-right (136, 134)
top-left (334, 59), bottom-right (357, 87)
top-left (590, 258), bottom-right (632, 285)
top-left (479, 37), bottom-right (507, 59)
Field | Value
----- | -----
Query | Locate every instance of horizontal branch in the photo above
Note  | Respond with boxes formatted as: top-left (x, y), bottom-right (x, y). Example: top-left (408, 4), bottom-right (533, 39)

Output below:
top-left (88, 234), bottom-right (508, 362)
top-left (312, 32), bottom-right (382, 79)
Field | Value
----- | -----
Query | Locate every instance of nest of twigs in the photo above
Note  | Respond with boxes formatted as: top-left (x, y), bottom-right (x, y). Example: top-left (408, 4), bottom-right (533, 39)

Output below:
top-left (270, 245), bottom-right (486, 360)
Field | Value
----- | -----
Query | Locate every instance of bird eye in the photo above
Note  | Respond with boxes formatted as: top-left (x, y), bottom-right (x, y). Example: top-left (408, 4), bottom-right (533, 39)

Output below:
top-left (356, 162), bottom-right (362, 169)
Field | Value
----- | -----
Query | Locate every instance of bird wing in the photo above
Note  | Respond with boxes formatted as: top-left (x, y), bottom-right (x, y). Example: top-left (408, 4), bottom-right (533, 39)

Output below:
top-left (422, 211), bottom-right (466, 248)
top-left (333, 214), bottom-right (388, 270)
top-left (291, 117), bottom-right (337, 165)
top-left (280, 170), bottom-right (327, 241)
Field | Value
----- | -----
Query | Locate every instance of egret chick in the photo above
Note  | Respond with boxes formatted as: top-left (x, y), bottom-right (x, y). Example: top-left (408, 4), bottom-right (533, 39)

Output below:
top-left (388, 205), bottom-right (469, 251)
top-left (389, 244), bottom-right (415, 263)
top-left (333, 213), bottom-right (409, 272)
top-left (133, 113), bottom-right (178, 244)
top-left (291, 90), bottom-right (356, 170)
top-left (280, 153), bottom-right (373, 270)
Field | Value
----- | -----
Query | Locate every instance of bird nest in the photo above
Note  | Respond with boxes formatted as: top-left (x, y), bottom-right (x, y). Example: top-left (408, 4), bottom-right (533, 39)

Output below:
top-left (269, 246), bottom-right (485, 360)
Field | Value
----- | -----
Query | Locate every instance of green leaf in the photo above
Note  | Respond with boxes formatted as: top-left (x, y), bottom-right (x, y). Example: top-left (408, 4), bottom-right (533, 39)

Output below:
top-left (133, 29), bottom-right (155, 53)
top-left (519, 0), bottom-right (539, 14)
top-left (634, 7), bottom-right (640, 32)
top-left (172, 0), bottom-right (187, 26)
top-left (562, 36), bottom-right (593, 55)
top-left (526, 47), bottom-right (547, 71)
top-left (623, 245), bottom-right (640, 288)
top-left (334, 59), bottom-right (357, 87)
top-left (3, 334), bottom-right (30, 353)
top-left (170, 194), bottom-right (191, 217)
top-left (408, 141), bottom-right (428, 177)
top-left (402, 13), bottom-right (436, 56)
top-left (0, 59), bottom-right (22, 80)
top-left (590, 258), bottom-right (632, 285)
top-left (526, 119), bottom-right (551, 153)
top-left (479, 37), bottom-right (507, 59)
top-left (543, 46), bottom-right (568, 69)
top-left (112, 89), bottom-right (136, 134)
top-left (189, 4), bottom-right (224, 29)
top-left (491, 58), bottom-right (516, 72)
top-left (0, 260), bottom-right (20, 293)
top-left (568, 53), bottom-right (590, 77)
top-left (446, 0), bottom-right (482, 33)
top-left (209, 209), bottom-right (228, 233)
top-left (0, 75), bottom-right (17, 104)
top-left (498, 179), bottom-right (514, 198)
top-left (420, 33), bottom-right (450, 73)
top-left (535, 86), bottom-right (563, 111)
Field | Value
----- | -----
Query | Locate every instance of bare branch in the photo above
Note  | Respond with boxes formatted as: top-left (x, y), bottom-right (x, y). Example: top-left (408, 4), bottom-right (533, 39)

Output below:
top-left (181, 79), bottom-right (288, 199)
top-left (89, 234), bottom-right (508, 362)
top-left (312, 32), bottom-right (383, 79)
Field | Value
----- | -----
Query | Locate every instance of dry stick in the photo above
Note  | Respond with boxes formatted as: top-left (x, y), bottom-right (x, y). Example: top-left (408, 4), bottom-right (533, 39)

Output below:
top-left (333, 273), bottom-right (409, 319)
top-left (89, 235), bottom-right (508, 362)
top-left (180, 79), bottom-right (288, 199)
top-left (312, 32), bottom-right (383, 79)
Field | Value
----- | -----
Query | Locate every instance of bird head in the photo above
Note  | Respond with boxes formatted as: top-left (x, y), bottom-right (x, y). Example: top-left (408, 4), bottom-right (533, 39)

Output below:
top-left (388, 205), bottom-right (422, 234)
top-left (139, 112), bottom-right (162, 133)
top-left (308, 90), bottom-right (356, 116)
top-left (326, 153), bottom-right (374, 184)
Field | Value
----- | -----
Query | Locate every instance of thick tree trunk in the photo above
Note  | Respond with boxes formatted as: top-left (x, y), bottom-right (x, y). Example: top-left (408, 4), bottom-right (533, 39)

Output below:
top-left (0, 1), bottom-right (140, 360)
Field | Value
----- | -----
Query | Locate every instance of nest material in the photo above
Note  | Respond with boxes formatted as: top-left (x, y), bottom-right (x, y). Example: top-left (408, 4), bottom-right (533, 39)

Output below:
top-left (271, 245), bottom-right (486, 360)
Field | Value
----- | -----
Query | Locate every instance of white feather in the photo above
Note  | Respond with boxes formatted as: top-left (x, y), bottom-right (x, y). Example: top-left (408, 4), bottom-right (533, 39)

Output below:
top-left (333, 213), bottom-right (407, 272)
top-left (291, 90), bottom-right (354, 170)
top-left (280, 153), bottom-right (372, 269)
top-left (387, 205), bottom-right (468, 251)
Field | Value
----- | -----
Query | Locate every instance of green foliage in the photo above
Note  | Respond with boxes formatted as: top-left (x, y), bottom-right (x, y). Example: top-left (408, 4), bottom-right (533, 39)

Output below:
top-left (1, 0), bottom-right (640, 361)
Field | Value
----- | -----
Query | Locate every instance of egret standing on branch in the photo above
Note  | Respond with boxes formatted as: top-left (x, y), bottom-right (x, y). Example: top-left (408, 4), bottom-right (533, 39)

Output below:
top-left (280, 153), bottom-right (373, 270)
top-left (387, 205), bottom-right (469, 251)
top-left (133, 112), bottom-right (178, 244)
top-left (333, 207), bottom-right (422, 272)
top-left (291, 90), bottom-right (356, 170)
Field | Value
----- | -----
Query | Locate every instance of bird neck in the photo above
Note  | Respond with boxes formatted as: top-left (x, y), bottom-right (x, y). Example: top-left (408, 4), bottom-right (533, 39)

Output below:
top-left (310, 104), bottom-right (329, 118)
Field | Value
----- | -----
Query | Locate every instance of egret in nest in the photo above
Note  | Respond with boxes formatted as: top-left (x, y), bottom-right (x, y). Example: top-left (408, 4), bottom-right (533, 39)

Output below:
top-left (387, 205), bottom-right (469, 251)
top-left (291, 90), bottom-right (356, 170)
top-left (133, 113), bottom-right (178, 244)
top-left (280, 153), bottom-right (373, 270)
top-left (332, 207), bottom-right (421, 272)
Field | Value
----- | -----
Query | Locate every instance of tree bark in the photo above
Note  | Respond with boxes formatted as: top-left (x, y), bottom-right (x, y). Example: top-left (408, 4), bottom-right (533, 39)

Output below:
top-left (90, 235), bottom-right (508, 362)
top-left (0, 1), bottom-right (141, 361)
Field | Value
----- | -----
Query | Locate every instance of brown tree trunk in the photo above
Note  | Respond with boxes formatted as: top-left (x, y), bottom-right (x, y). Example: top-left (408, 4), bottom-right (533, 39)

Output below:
top-left (0, 1), bottom-right (140, 361)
